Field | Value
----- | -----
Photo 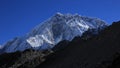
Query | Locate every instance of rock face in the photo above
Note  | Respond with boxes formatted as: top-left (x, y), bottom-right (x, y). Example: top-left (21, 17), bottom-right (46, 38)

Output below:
top-left (36, 21), bottom-right (120, 68)
top-left (0, 49), bottom-right (52, 68)
top-left (1, 13), bottom-right (107, 53)
top-left (0, 21), bottom-right (119, 68)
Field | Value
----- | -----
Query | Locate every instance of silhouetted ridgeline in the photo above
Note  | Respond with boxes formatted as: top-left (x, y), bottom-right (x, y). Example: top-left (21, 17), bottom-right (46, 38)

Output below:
top-left (0, 21), bottom-right (120, 68)
top-left (36, 21), bottom-right (120, 68)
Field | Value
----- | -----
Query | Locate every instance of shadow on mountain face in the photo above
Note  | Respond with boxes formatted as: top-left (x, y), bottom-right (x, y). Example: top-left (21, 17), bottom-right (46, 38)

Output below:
top-left (0, 21), bottom-right (120, 68)
top-left (0, 51), bottom-right (21, 68)
top-left (0, 49), bottom-right (52, 68)
top-left (36, 21), bottom-right (120, 68)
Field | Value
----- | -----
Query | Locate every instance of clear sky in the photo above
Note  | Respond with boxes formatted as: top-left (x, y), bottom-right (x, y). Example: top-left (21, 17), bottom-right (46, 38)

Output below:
top-left (0, 0), bottom-right (120, 44)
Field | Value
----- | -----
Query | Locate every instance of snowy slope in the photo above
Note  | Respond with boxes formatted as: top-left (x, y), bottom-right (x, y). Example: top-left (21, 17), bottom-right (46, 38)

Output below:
top-left (1, 13), bottom-right (107, 53)
top-left (0, 45), bottom-right (3, 49)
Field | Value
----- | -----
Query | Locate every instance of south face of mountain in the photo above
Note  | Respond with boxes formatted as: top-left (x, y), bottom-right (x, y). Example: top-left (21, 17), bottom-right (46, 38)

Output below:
top-left (0, 21), bottom-right (120, 68)
top-left (1, 13), bottom-right (107, 53)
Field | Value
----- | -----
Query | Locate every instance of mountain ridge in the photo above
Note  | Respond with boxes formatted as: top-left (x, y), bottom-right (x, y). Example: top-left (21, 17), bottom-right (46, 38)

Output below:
top-left (0, 21), bottom-right (119, 68)
top-left (1, 13), bottom-right (107, 53)
top-left (36, 21), bottom-right (120, 68)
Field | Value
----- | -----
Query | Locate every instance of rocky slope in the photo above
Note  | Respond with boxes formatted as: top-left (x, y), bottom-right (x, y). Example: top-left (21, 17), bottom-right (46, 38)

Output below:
top-left (0, 21), bottom-right (120, 68)
top-left (1, 13), bottom-right (107, 53)
top-left (36, 21), bottom-right (120, 68)
top-left (0, 49), bottom-right (53, 68)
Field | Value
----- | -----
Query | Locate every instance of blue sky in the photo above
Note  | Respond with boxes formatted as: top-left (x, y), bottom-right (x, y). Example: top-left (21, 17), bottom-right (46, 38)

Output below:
top-left (0, 0), bottom-right (120, 44)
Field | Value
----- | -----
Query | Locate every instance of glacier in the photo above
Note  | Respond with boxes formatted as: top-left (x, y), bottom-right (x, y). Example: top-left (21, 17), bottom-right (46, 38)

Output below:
top-left (1, 13), bottom-right (107, 53)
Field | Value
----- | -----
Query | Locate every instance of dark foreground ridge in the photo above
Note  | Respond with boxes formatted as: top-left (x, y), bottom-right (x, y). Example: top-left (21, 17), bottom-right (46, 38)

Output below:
top-left (0, 21), bottom-right (120, 68)
top-left (36, 21), bottom-right (120, 68)
top-left (0, 49), bottom-right (53, 68)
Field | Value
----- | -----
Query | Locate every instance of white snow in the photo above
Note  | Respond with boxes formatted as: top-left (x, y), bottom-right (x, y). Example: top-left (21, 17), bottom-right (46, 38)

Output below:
top-left (27, 36), bottom-right (44, 48)
top-left (1, 13), bottom-right (107, 53)
top-left (0, 45), bottom-right (3, 49)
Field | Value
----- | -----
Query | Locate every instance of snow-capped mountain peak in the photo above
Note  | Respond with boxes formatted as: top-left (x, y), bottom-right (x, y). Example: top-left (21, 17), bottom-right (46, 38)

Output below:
top-left (55, 12), bottom-right (64, 16)
top-left (1, 13), bottom-right (107, 53)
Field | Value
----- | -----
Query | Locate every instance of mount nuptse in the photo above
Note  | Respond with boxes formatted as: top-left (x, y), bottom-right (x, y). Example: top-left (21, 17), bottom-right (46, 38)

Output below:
top-left (1, 13), bottom-right (107, 53)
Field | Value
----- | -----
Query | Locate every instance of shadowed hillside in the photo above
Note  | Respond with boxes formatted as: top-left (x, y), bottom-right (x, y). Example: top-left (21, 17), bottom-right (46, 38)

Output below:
top-left (0, 21), bottom-right (120, 68)
top-left (0, 49), bottom-right (53, 68)
top-left (36, 21), bottom-right (120, 68)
